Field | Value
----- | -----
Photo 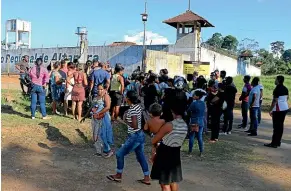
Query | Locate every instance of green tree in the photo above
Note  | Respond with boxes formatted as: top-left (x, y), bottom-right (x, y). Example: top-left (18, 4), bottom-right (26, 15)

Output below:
top-left (238, 38), bottom-right (259, 54)
top-left (206, 33), bottom-right (223, 48)
top-left (270, 41), bottom-right (285, 57)
top-left (221, 35), bottom-right (239, 51)
top-left (257, 48), bottom-right (270, 59)
top-left (282, 49), bottom-right (291, 63)
top-left (275, 59), bottom-right (288, 74)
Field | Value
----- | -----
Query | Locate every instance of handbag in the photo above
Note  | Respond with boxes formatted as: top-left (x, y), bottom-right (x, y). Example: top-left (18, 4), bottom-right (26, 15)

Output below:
top-left (190, 124), bottom-right (199, 132)
top-left (92, 107), bottom-right (105, 120)
top-left (222, 101), bottom-right (227, 110)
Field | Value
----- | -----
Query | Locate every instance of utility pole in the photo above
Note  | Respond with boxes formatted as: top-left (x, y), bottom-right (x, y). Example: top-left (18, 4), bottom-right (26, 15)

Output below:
top-left (141, 0), bottom-right (148, 73)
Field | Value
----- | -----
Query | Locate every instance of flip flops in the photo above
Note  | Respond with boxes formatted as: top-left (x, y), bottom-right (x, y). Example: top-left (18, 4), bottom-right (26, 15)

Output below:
top-left (106, 175), bottom-right (121, 183)
top-left (106, 175), bottom-right (151, 186)
top-left (137, 179), bottom-right (151, 185)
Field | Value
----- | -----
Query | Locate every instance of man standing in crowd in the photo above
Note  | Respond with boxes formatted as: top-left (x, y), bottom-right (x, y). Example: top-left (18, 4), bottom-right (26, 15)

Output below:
top-left (58, 60), bottom-right (68, 102)
top-left (238, 75), bottom-right (252, 129)
top-left (15, 55), bottom-right (30, 94)
top-left (220, 70), bottom-right (226, 83)
top-left (90, 60), bottom-right (111, 95)
top-left (222, 77), bottom-right (237, 135)
top-left (247, 77), bottom-right (261, 136)
top-left (210, 72), bottom-right (218, 88)
top-left (265, 75), bottom-right (289, 148)
top-left (258, 82), bottom-right (264, 125)
top-left (192, 71), bottom-right (198, 88)
top-left (214, 69), bottom-right (220, 82)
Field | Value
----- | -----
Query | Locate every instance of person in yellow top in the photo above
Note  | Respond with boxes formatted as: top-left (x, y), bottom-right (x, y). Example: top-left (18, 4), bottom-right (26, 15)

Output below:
top-left (110, 64), bottom-right (125, 121)
top-left (186, 74), bottom-right (194, 91)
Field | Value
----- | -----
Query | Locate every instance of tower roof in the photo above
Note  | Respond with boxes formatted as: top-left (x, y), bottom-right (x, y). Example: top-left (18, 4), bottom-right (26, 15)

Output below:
top-left (163, 10), bottom-right (214, 28)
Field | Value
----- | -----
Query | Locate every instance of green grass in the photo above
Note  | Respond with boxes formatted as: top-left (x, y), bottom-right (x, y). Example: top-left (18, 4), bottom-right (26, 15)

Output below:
top-left (1, 89), bottom-right (130, 148)
top-left (233, 75), bottom-right (291, 111)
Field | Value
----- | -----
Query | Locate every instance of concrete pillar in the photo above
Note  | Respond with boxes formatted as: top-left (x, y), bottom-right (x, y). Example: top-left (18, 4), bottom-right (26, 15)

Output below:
top-left (15, 29), bottom-right (19, 49)
top-left (78, 35), bottom-right (88, 66)
top-left (182, 24), bottom-right (185, 34)
top-left (28, 31), bottom-right (31, 49)
top-left (5, 26), bottom-right (8, 50)
top-left (176, 23), bottom-right (180, 42)
top-left (193, 21), bottom-right (197, 61)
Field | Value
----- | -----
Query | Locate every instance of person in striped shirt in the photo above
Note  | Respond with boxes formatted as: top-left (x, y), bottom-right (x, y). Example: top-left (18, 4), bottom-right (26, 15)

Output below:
top-left (151, 100), bottom-right (188, 190)
top-left (107, 90), bottom-right (150, 185)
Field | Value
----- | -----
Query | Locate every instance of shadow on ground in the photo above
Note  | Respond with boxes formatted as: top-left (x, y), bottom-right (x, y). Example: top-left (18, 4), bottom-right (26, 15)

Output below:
top-left (1, 105), bottom-right (31, 119)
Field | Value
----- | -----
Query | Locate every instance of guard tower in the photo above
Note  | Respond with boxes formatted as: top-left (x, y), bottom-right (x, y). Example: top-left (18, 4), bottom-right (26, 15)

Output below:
top-left (163, 10), bottom-right (214, 61)
top-left (75, 27), bottom-right (88, 65)
top-left (5, 19), bottom-right (31, 49)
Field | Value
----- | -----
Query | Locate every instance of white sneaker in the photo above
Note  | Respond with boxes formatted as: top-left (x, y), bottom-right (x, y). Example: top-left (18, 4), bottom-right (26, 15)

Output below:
top-left (32, 117), bottom-right (35, 120)
top-left (227, 132), bottom-right (232, 135)
top-left (219, 132), bottom-right (227, 135)
top-left (244, 127), bottom-right (248, 131)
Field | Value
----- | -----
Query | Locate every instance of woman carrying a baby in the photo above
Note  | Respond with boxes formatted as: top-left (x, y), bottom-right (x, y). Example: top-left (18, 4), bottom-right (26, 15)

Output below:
top-left (81, 83), bottom-right (114, 158)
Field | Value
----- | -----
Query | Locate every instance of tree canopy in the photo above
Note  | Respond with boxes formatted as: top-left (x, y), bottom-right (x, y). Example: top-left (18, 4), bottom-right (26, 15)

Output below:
top-left (205, 33), bottom-right (291, 75)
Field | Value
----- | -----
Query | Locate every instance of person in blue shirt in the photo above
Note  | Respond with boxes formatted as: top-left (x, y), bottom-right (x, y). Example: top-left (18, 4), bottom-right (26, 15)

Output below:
top-left (187, 90), bottom-right (206, 156)
top-left (90, 60), bottom-right (111, 96)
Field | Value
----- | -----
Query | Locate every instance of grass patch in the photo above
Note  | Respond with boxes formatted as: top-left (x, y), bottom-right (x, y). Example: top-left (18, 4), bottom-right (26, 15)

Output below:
top-left (1, 89), bottom-right (129, 148)
top-left (182, 138), bottom-right (266, 166)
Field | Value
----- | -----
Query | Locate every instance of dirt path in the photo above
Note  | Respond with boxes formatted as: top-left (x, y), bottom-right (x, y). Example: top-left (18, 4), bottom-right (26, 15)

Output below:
top-left (2, 103), bottom-right (291, 191)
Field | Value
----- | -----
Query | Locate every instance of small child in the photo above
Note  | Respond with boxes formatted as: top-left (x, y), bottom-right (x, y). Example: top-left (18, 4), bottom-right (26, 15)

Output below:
top-left (144, 103), bottom-right (165, 163)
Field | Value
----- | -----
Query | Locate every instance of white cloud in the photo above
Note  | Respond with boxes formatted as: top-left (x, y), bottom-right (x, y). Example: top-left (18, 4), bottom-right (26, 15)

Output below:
top-left (124, 31), bottom-right (170, 45)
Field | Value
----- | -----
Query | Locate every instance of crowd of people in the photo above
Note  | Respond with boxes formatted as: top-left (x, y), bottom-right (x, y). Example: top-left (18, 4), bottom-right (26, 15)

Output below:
top-left (15, 56), bottom-right (289, 190)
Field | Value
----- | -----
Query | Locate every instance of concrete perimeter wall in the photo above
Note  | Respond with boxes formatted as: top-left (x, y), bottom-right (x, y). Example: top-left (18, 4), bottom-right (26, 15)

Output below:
top-left (1, 45), bottom-right (167, 74)
top-left (146, 50), bottom-right (189, 77)
top-left (1, 44), bottom-right (261, 77)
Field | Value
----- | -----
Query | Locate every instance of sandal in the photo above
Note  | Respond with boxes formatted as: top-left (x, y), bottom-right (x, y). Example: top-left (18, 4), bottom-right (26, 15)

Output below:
top-left (137, 179), bottom-right (151, 185)
top-left (106, 175), bottom-right (121, 183)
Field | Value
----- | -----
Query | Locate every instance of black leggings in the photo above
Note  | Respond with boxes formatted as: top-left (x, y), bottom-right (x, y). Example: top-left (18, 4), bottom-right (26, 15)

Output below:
top-left (211, 111), bottom-right (221, 140)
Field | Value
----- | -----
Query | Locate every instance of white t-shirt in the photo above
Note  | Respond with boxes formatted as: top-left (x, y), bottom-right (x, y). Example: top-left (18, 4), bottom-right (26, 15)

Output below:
top-left (272, 84), bottom-right (289, 112)
top-left (248, 85), bottom-right (261, 108)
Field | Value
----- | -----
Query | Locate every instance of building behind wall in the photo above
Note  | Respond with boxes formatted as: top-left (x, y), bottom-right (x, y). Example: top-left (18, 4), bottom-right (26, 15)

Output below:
top-left (1, 10), bottom-right (261, 76)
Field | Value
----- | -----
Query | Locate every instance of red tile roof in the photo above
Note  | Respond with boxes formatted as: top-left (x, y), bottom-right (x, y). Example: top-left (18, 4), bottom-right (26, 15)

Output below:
top-left (163, 10), bottom-right (214, 28)
top-left (239, 50), bottom-right (254, 58)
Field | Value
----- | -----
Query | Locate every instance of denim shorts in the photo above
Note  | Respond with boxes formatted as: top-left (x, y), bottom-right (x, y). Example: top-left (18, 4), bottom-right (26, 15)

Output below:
top-left (51, 84), bottom-right (62, 101)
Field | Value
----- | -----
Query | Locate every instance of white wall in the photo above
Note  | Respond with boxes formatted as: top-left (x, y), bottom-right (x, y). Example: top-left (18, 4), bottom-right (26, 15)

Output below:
top-left (1, 45), bottom-right (168, 74)
top-left (237, 60), bottom-right (262, 76)
top-left (1, 45), bottom-right (261, 77)
top-left (200, 47), bottom-right (238, 76)
top-left (246, 64), bottom-right (261, 76)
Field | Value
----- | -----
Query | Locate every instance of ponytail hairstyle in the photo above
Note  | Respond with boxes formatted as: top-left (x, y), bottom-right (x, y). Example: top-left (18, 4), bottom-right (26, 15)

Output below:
top-left (35, 58), bottom-right (43, 78)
